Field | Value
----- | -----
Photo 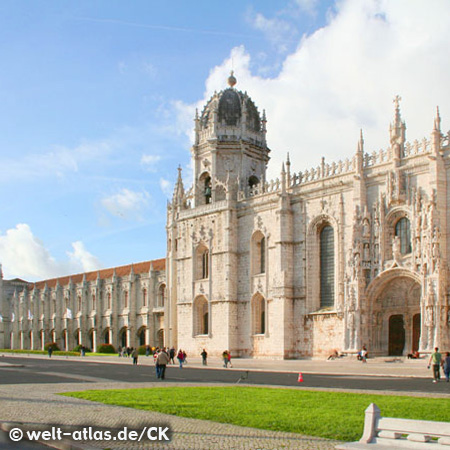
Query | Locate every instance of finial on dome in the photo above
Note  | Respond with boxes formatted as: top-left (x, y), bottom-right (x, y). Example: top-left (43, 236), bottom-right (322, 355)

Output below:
top-left (228, 71), bottom-right (237, 87)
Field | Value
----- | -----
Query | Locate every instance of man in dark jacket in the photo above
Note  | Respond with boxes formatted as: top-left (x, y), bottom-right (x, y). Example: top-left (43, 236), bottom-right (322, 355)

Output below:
top-left (156, 348), bottom-right (170, 380)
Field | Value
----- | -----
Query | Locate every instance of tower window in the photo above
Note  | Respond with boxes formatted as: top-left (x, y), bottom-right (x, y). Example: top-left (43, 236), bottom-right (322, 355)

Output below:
top-left (196, 245), bottom-right (210, 280)
top-left (259, 237), bottom-right (266, 274)
top-left (204, 176), bottom-right (212, 204)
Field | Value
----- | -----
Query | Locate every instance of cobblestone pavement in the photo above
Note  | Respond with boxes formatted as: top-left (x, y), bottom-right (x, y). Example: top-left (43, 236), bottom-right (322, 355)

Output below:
top-left (0, 380), bottom-right (339, 450)
top-left (0, 354), bottom-right (446, 450)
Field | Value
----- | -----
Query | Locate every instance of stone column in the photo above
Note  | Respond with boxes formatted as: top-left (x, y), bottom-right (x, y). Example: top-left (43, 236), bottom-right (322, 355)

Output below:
top-left (145, 326), bottom-right (151, 346)
top-left (126, 327), bottom-right (131, 348)
top-left (92, 329), bottom-right (97, 352)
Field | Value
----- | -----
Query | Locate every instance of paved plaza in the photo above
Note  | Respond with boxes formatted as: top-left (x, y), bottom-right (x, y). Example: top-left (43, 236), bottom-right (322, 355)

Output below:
top-left (0, 354), bottom-right (448, 450)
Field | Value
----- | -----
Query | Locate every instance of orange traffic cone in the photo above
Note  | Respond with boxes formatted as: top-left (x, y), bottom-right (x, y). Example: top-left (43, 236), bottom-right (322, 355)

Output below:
top-left (298, 372), bottom-right (303, 382)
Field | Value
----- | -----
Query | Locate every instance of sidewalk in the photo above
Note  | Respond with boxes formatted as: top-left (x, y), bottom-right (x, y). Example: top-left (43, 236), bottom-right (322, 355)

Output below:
top-left (0, 353), bottom-right (442, 450)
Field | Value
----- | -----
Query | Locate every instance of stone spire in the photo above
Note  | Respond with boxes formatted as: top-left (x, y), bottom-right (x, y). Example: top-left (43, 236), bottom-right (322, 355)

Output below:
top-left (173, 165), bottom-right (186, 208)
top-left (286, 152), bottom-right (291, 186)
top-left (389, 95), bottom-right (406, 160)
top-left (431, 106), bottom-right (442, 155)
top-left (281, 162), bottom-right (286, 194)
top-left (356, 129), bottom-right (364, 174)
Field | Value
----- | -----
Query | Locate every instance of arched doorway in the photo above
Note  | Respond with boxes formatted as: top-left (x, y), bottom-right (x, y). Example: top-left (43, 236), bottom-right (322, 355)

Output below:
top-left (388, 315), bottom-right (405, 356)
top-left (412, 313), bottom-right (421, 353)
top-left (157, 329), bottom-right (164, 348)
top-left (137, 327), bottom-right (146, 346)
top-left (89, 329), bottom-right (95, 351)
top-left (367, 271), bottom-right (421, 356)
top-left (102, 328), bottom-right (110, 344)
top-left (119, 327), bottom-right (127, 348)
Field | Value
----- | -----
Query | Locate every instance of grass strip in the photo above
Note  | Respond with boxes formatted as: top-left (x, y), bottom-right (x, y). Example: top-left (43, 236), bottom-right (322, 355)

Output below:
top-left (0, 348), bottom-right (80, 356)
top-left (61, 386), bottom-right (450, 441)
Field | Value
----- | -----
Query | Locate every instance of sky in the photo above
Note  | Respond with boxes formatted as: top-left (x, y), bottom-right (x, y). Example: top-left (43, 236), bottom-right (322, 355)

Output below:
top-left (1, 0), bottom-right (450, 281)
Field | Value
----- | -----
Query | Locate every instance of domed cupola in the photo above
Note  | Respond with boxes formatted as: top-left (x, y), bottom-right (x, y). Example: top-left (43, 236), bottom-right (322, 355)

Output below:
top-left (218, 89), bottom-right (241, 127)
top-left (195, 72), bottom-right (267, 147)
top-left (191, 72), bottom-right (270, 207)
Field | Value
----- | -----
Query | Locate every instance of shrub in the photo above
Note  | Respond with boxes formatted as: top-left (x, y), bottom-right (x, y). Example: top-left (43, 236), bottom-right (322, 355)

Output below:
top-left (97, 344), bottom-right (116, 354)
top-left (73, 345), bottom-right (91, 353)
top-left (44, 342), bottom-right (60, 351)
top-left (138, 345), bottom-right (149, 355)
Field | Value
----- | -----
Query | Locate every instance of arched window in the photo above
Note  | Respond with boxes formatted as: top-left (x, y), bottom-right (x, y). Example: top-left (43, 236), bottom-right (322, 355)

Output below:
top-left (142, 288), bottom-right (147, 307)
top-left (196, 245), bottom-right (209, 280)
top-left (249, 176), bottom-right (259, 189)
top-left (252, 295), bottom-right (266, 335)
top-left (158, 285), bottom-right (166, 308)
top-left (202, 251), bottom-right (209, 279)
top-left (107, 292), bottom-right (111, 310)
top-left (252, 232), bottom-right (266, 275)
top-left (78, 296), bottom-right (82, 312)
top-left (204, 176), bottom-right (212, 204)
top-left (320, 225), bottom-right (335, 308)
top-left (395, 217), bottom-right (411, 254)
top-left (260, 237), bottom-right (266, 274)
top-left (193, 297), bottom-right (209, 336)
top-left (123, 291), bottom-right (128, 309)
top-left (92, 294), bottom-right (96, 310)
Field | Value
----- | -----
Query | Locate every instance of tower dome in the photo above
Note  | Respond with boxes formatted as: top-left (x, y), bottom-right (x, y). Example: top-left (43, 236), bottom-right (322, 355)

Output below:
top-left (197, 73), bottom-right (266, 145)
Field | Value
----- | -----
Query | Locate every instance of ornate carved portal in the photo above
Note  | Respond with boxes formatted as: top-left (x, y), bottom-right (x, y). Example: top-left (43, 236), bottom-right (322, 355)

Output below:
top-left (370, 276), bottom-right (421, 355)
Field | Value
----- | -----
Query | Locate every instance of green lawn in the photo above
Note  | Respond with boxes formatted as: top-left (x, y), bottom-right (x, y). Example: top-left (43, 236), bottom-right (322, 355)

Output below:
top-left (62, 387), bottom-right (450, 441)
top-left (0, 348), bottom-right (80, 357)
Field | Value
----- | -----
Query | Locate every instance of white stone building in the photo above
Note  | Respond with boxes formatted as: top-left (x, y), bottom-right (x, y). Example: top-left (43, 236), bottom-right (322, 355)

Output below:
top-left (1, 74), bottom-right (450, 358)
top-left (0, 260), bottom-right (166, 351)
top-left (166, 74), bottom-right (450, 358)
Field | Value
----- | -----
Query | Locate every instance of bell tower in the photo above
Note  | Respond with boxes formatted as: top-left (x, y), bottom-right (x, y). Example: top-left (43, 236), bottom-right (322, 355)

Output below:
top-left (191, 72), bottom-right (270, 205)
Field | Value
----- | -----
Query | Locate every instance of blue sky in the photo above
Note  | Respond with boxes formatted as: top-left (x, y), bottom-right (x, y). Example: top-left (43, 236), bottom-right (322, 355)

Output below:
top-left (1, 0), bottom-right (450, 281)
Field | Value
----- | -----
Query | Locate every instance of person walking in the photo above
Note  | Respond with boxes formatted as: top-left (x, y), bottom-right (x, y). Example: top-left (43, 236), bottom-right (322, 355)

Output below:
top-left (156, 348), bottom-right (170, 380)
top-left (132, 347), bottom-right (139, 365)
top-left (48, 346), bottom-right (53, 358)
top-left (428, 347), bottom-right (443, 383)
top-left (360, 346), bottom-right (368, 363)
top-left (169, 347), bottom-right (175, 364)
top-left (223, 350), bottom-right (229, 368)
top-left (201, 348), bottom-right (208, 366)
top-left (227, 350), bottom-right (233, 368)
top-left (177, 349), bottom-right (184, 368)
top-left (443, 352), bottom-right (450, 382)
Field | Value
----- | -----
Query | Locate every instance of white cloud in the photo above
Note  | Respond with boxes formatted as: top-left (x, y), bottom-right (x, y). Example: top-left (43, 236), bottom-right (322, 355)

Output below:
top-left (140, 154), bottom-right (161, 172)
top-left (0, 224), bottom-right (101, 281)
top-left (67, 241), bottom-right (102, 273)
top-left (101, 188), bottom-right (150, 220)
top-left (251, 13), bottom-right (297, 53)
top-left (159, 177), bottom-right (172, 198)
top-left (0, 140), bottom-right (113, 183)
top-left (177, 0), bottom-right (450, 181)
top-left (294, 0), bottom-right (319, 15)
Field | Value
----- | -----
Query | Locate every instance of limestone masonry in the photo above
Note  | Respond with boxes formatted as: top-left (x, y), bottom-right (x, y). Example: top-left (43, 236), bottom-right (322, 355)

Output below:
top-left (1, 74), bottom-right (450, 358)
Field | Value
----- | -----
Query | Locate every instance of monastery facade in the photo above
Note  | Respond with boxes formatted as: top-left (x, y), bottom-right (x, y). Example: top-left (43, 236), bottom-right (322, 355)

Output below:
top-left (0, 260), bottom-right (166, 352)
top-left (1, 74), bottom-right (449, 358)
